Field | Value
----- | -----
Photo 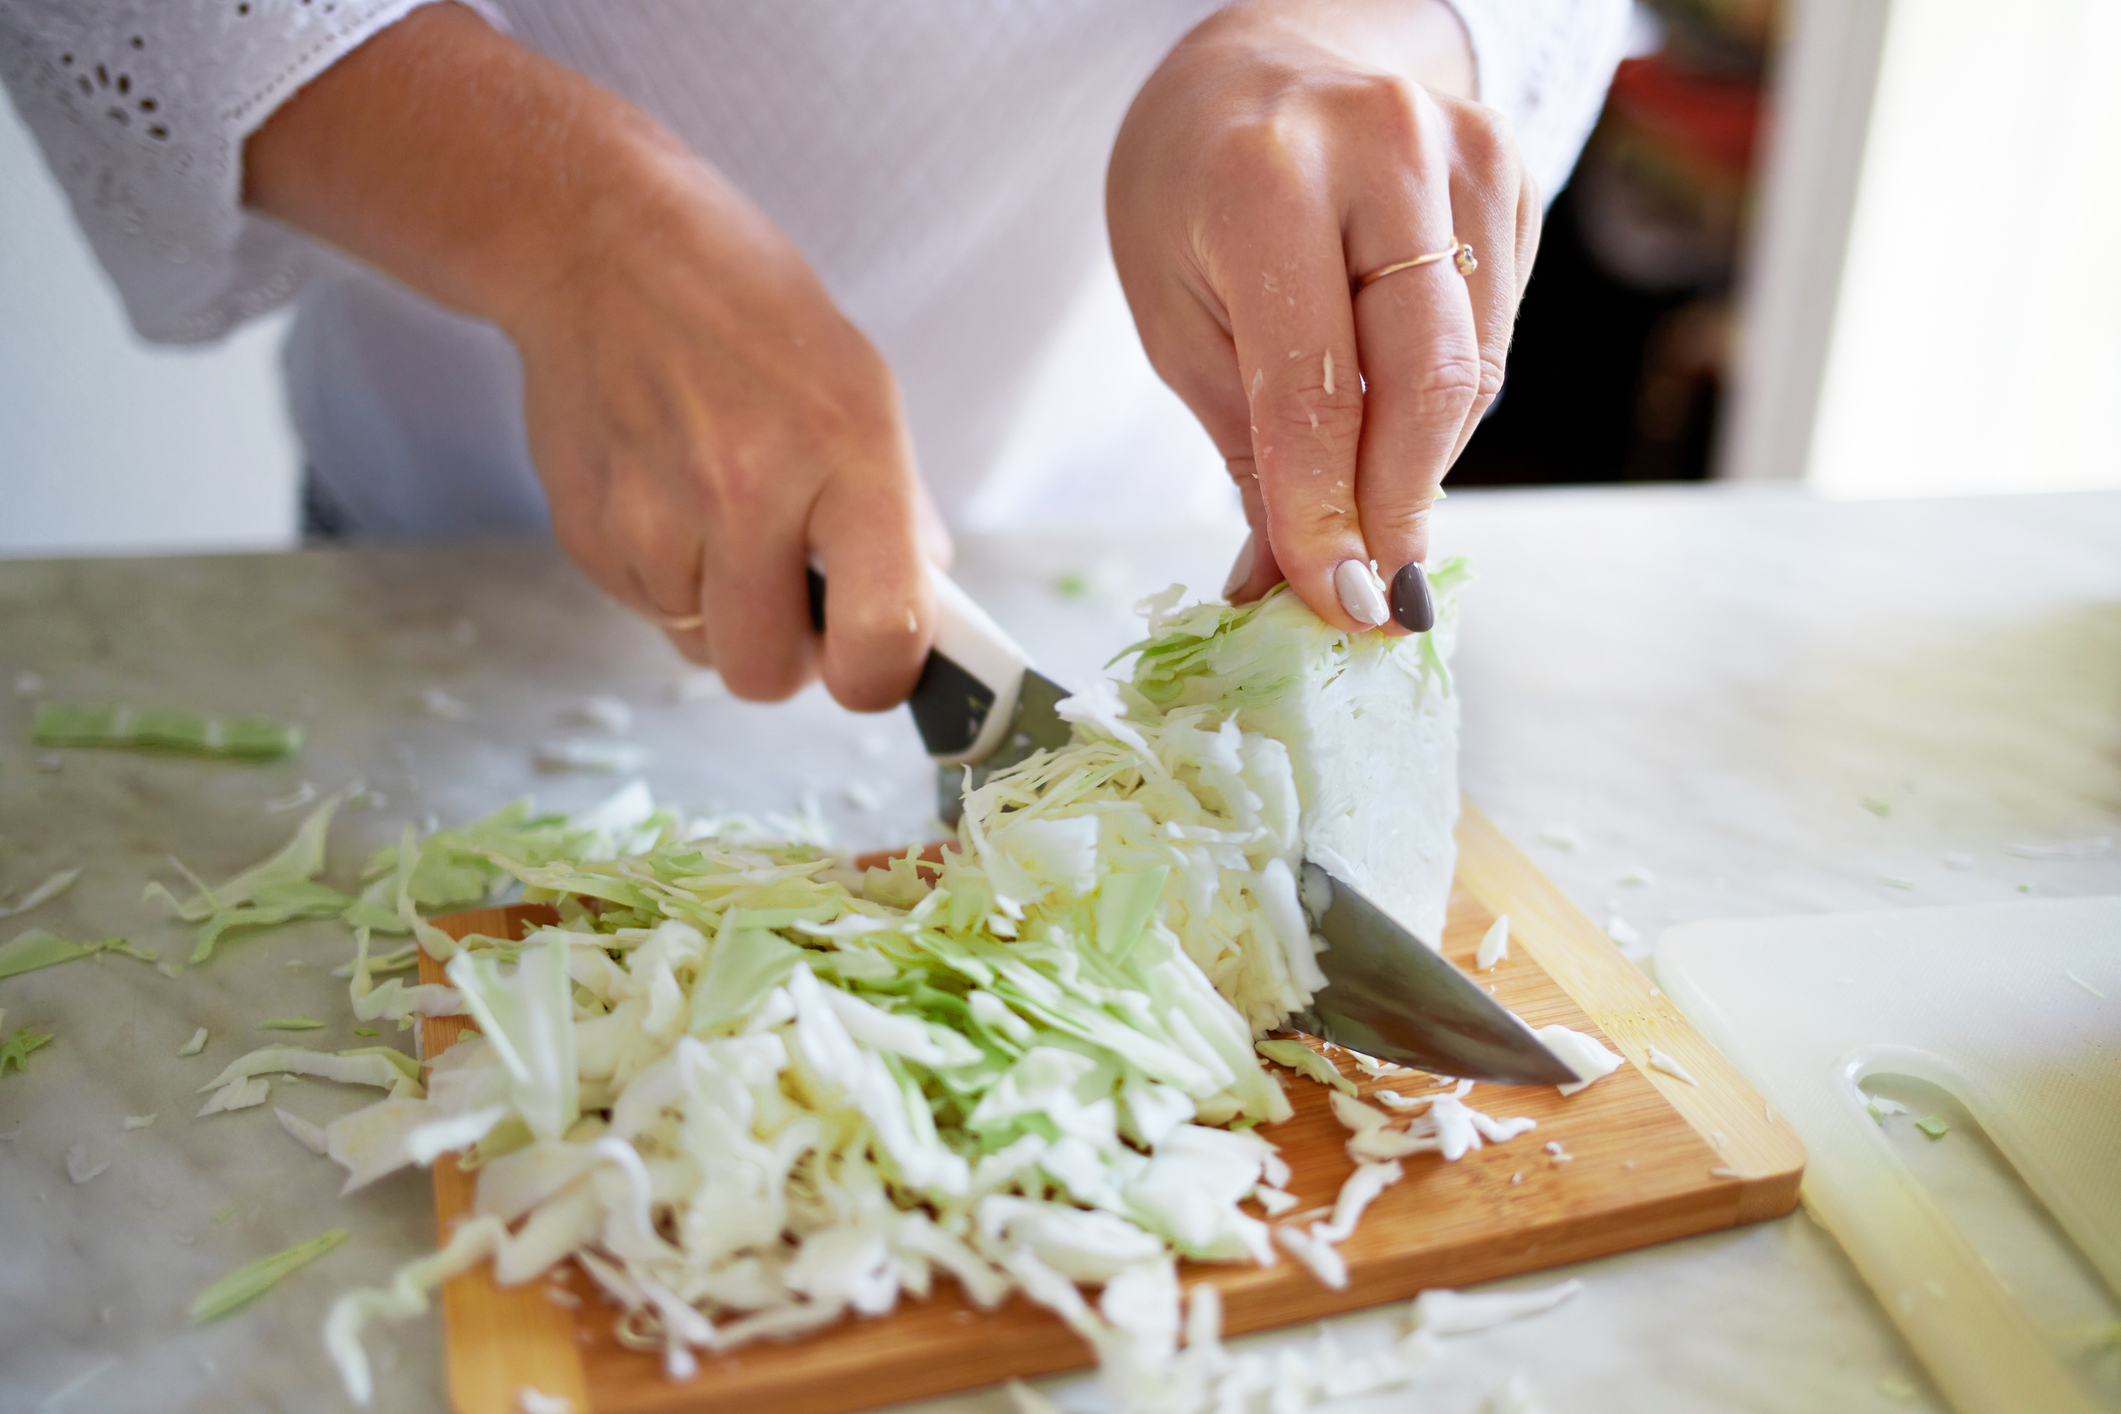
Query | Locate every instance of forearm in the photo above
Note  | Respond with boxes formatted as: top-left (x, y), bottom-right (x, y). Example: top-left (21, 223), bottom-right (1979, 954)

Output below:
top-left (242, 3), bottom-right (701, 332)
top-left (244, 3), bottom-right (933, 710)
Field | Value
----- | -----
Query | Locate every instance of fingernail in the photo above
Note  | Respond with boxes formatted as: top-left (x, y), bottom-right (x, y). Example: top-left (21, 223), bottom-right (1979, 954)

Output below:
top-left (1390, 561), bottom-right (1435, 632)
top-left (1334, 558), bottom-right (1389, 627)
top-left (1222, 533), bottom-right (1255, 599)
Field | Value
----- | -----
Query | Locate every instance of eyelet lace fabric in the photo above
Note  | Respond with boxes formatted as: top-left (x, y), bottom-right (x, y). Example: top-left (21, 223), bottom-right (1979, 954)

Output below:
top-left (0, 0), bottom-right (493, 342)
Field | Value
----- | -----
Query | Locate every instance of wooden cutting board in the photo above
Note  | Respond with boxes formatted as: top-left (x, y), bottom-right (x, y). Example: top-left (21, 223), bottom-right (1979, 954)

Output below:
top-left (416, 802), bottom-right (1804, 1414)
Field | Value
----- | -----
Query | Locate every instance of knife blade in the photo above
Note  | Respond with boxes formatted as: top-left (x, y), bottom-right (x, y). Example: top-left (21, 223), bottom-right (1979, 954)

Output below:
top-left (807, 567), bottom-right (1574, 1085)
top-left (1292, 863), bottom-right (1577, 1085)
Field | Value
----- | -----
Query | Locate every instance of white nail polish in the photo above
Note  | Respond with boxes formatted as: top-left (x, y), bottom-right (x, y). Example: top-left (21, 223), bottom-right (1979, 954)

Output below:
top-left (1334, 559), bottom-right (1389, 627)
top-left (1223, 533), bottom-right (1256, 599)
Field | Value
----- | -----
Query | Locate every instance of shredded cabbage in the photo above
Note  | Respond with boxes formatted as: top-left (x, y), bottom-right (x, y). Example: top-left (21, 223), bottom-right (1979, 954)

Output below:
top-left (1411, 1278), bottom-right (1582, 1334)
top-left (0, 929), bottom-right (152, 979)
top-left (65, 1142), bottom-right (109, 1184)
top-left (1645, 1045), bottom-right (1698, 1086)
top-left (1866, 1095), bottom-right (1911, 1124)
top-left (198, 1075), bottom-right (272, 1116)
top-left (319, 576), bottom-right (1523, 1412)
top-left (0, 866), bottom-right (80, 919)
top-left (1475, 915), bottom-right (1510, 971)
top-left (535, 739), bottom-right (649, 774)
top-left (189, 1229), bottom-right (348, 1323)
top-left (140, 788), bottom-right (676, 970)
top-left (201, 1045), bottom-right (422, 1099)
top-left (277, 1107), bottom-right (330, 1155)
top-left (1255, 1038), bottom-right (1355, 1095)
top-left (33, 702), bottom-right (302, 759)
top-left (1329, 1083), bottom-right (1536, 1164)
top-left (1536, 1025), bottom-right (1625, 1097)
top-left (0, 1015), bottom-right (54, 1076)
top-left (148, 796), bottom-right (350, 964)
top-left (561, 695), bottom-right (634, 735)
top-left (348, 926), bottom-right (464, 1022)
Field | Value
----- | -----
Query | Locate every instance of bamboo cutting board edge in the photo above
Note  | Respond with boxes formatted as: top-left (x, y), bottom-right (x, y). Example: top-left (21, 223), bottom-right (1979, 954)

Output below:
top-left (417, 806), bottom-right (1803, 1414)
top-left (1453, 802), bottom-right (1807, 1219)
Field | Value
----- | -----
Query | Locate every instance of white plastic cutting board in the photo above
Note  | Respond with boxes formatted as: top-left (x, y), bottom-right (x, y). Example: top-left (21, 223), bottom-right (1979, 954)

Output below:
top-left (1658, 897), bottom-right (2121, 1414)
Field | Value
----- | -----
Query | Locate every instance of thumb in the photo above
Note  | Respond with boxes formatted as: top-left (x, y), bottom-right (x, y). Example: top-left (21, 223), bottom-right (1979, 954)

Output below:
top-left (912, 477), bottom-right (956, 572)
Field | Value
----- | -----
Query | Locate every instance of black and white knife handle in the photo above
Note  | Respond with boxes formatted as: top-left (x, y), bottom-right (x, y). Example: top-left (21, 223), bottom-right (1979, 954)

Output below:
top-left (805, 566), bottom-right (1030, 767)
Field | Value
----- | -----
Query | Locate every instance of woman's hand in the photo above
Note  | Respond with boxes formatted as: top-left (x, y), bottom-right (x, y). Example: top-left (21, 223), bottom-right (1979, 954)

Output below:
top-left (246, 3), bottom-right (938, 708)
top-left (1109, 0), bottom-right (1538, 630)
top-left (502, 138), bottom-right (942, 709)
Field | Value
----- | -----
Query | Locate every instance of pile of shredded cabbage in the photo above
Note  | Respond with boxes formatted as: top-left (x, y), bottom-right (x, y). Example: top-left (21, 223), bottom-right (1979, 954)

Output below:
top-left (291, 570), bottom-right (1561, 1411)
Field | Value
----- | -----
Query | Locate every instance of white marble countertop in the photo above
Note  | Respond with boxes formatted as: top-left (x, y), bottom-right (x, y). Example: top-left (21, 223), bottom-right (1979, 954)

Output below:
top-left (2, 483), bottom-right (2116, 1414)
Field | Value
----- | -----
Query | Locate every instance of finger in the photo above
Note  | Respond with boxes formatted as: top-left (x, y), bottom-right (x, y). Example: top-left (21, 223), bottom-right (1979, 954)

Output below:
top-left (1515, 165), bottom-right (1543, 303)
top-left (1344, 89), bottom-right (1479, 603)
top-left (1109, 257), bottom-right (1288, 604)
top-left (546, 454), bottom-right (654, 617)
top-left (638, 570), bottom-right (713, 668)
top-left (694, 465), bottom-right (817, 702)
top-left (1220, 201), bottom-right (1376, 630)
top-left (912, 478), bottom-right (957, 572)
top-left (808, 436), bottom-right (934, 713)
top-left (1445, 133), bottom-right (1542, 470)
top-left (1441, 114), bottom-right (1526, 466)
top-left (599, 483), bottom-right (718, 665)
top-left (546, 456), bottom-right (716, 662)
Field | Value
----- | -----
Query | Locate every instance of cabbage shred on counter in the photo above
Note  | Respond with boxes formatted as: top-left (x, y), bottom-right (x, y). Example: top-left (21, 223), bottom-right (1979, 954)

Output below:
top-left (320, 567), bottom-right (1483, 1411)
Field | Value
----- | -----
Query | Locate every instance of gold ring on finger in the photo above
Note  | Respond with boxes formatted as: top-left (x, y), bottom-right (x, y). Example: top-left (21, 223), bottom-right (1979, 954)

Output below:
top-left (1354, 241), bottom-right (1477, 292)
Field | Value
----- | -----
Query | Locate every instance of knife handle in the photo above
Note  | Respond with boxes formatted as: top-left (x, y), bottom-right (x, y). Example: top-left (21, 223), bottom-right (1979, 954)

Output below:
top-left (805, 566), bottom-right (1031, 766)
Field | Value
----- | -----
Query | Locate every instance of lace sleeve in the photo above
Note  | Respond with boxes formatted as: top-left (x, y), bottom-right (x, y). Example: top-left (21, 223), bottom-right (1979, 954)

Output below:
top-left (1438, 0), bottom-right (1633, 204)
top-left (0, 0), bottom-right (501, 344)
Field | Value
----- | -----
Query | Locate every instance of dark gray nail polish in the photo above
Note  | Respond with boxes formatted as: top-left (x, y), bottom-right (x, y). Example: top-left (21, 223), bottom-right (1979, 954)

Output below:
top-left (1389, 562), bottom-right (1434, 633)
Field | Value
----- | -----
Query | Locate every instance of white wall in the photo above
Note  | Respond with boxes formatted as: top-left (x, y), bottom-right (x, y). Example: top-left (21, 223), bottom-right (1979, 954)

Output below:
top-left (1724, 0), bottom-right (2121, 498)
top-left (1807, 0), bottom-right (2121, 498)
top-left (1716, 0), bottom-right (1892, 486)
top-left (0, 97), bottom-right (298, 557)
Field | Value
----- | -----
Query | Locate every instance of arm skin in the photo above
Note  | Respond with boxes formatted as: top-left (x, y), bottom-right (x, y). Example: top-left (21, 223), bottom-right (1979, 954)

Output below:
top-left (1110, 0), bottom-right (1539, 630)
top-left (244, 3), bottom-right (939, 710)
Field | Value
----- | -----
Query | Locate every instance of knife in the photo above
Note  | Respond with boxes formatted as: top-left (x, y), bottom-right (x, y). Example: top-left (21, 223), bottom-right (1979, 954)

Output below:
top-left (807, 568), bottom-right (1574, 1086)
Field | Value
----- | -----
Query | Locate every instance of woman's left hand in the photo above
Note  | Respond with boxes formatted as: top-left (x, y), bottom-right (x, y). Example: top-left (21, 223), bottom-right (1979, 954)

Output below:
top-left (1109, 0), bottom-right (1538, 631)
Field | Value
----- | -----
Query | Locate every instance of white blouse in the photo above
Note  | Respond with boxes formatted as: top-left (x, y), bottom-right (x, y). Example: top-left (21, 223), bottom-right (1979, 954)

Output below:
top-left (0, 1), bottom-right (1630, 536)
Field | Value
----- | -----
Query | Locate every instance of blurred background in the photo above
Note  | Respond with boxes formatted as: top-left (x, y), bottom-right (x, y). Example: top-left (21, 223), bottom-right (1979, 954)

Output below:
top-left (3, 0), bottom-right (2118, 558)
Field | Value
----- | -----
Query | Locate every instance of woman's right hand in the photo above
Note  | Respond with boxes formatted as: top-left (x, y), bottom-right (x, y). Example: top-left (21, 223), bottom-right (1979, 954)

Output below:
top-left (246, 3), bottom-right (939, 709)
top-left (501, 128), bottom-right (941, 709)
